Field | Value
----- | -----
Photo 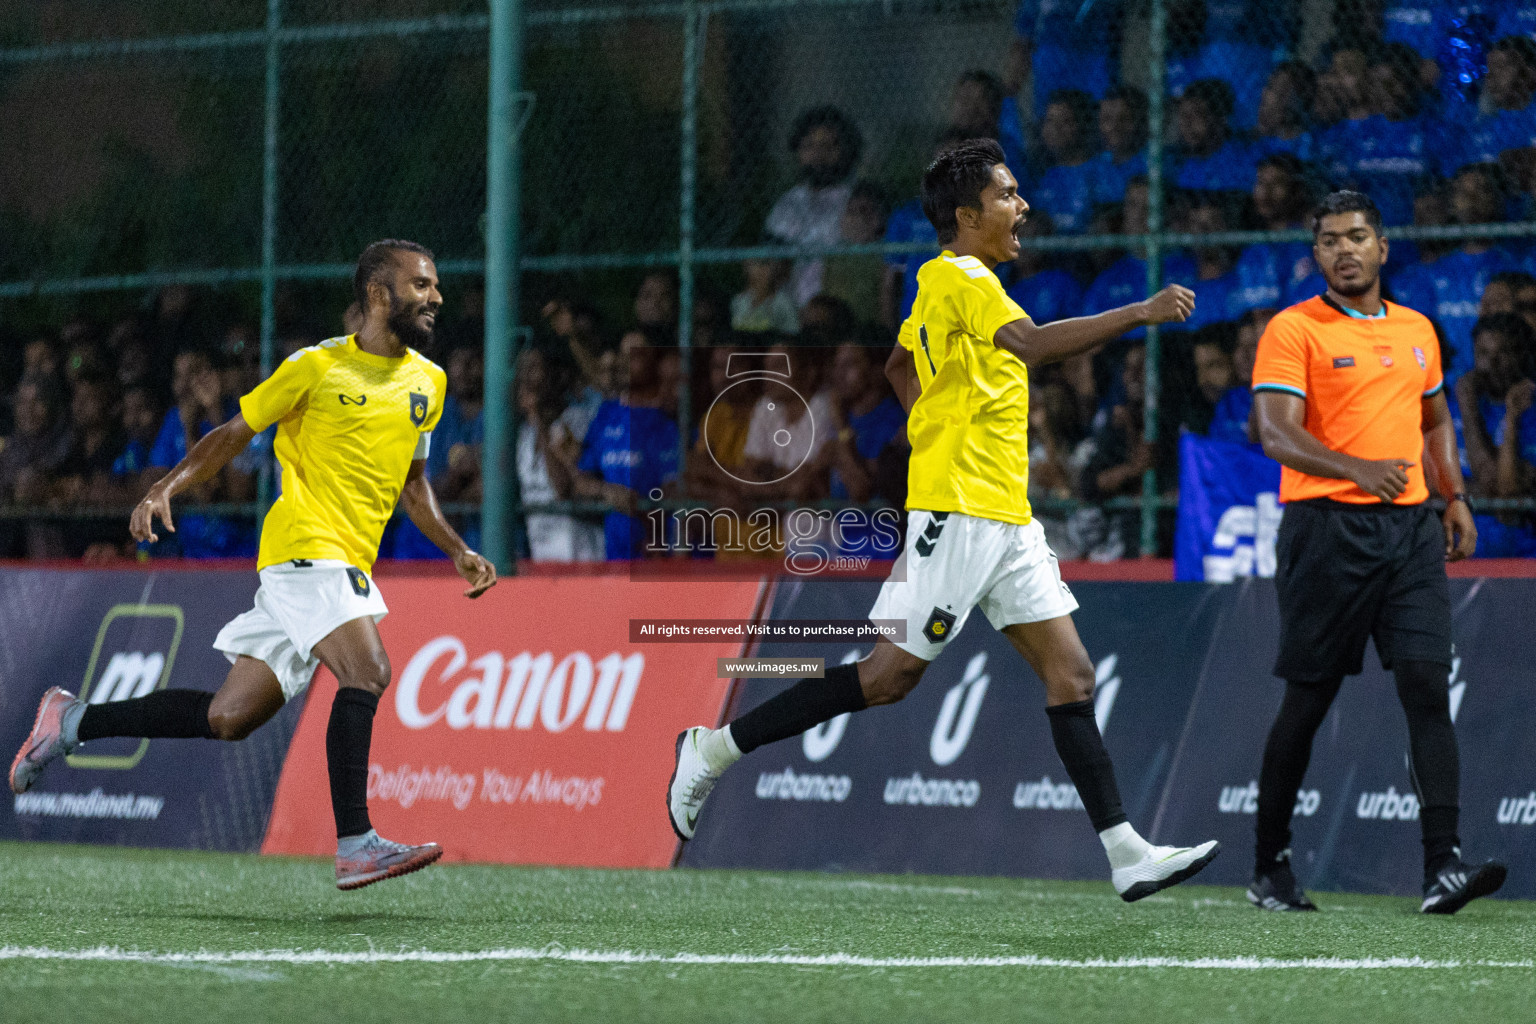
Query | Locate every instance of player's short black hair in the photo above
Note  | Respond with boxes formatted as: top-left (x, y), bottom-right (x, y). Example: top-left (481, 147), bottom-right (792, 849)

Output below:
top-left (921, 137), bottom-right (1007, 246)
top-left (354, 239), bottom-right (435, 312)
top-left (1181, 79), bottom-right (1235, 125)
top-left (1310, 191), bottom-right (1383, 237)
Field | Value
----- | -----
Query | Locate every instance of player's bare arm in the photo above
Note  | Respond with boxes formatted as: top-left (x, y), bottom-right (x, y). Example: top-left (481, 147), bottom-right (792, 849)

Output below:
top-left (130, 414), bottom-right (258, 543)
top-left (885, 343), bottom-right (920, 414)
top-left (1420, 391), bottom-right (1477, 561)
top-left (398, 459), bottom-right (498, 597)
top-left (992, 284), bottom-right (1195, 368)
top-left (1254, 390), bottom-right (1413, 502)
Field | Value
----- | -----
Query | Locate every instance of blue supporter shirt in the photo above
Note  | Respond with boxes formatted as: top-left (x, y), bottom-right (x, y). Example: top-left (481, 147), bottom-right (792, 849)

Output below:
top-left (148, 403), bottom-right (257, 558)
top-left (1007, 267), bottom-right (1085, 325)
top-left (1169, 269), bottom-right (1246, 331)
top-left (1249, 132), bottom-right (1315, 163)
top-left (112, 438), bottom-right (152, 479)
top-left (1031, 161), bottom-right (1097, 235)
top-left (1283, 270), bottom-right (1328, 307)
top-left (1447, 385), bottom-right (1536, 555)
top-left (1497, 0), bottom-right (1536, 40)
top-left (1457, 102), bottom-right (1536, 167)
top-left (1089, 150), bottom-right (1148, 205)
top-left (1207, 386), bottom-right (1256, 446)
top-left (1407, 247), bottom-right (1523, 380)
top-left (1233, 241), bottom-right (1316, 311)
top-left (391, 393), bottom-right (486, 559)
top-left (1317, 114), bottom-right (1443, 226)
top-left (1175, 138), bottom-right (1259, 193)
top-left (885, 198), bottom-right (938, 325)
top-left (1015, 0), bottom-right (1123, 119)
top-left (829, 396), bottom-right (906, 557)
top-left (1083, 251), bottom-right (1199, 341)
top-left (578, 400), bottom-right (680, 560)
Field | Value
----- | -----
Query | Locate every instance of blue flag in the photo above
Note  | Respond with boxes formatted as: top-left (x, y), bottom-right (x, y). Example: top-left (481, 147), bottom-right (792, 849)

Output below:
top-left (1174, 434), bottom-right (1283, 582)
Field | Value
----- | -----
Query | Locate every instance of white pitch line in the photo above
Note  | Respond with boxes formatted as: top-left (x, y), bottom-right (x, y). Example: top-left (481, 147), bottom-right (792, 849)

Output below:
top-left (0, 947), bottom-right (1531, 970)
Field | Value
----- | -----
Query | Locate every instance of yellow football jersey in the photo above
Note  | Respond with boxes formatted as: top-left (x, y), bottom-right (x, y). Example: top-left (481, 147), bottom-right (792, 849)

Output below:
top-left (239, 335), bottom-right (446, 572)
top-left (897, 251), bottom-right (1032, 525)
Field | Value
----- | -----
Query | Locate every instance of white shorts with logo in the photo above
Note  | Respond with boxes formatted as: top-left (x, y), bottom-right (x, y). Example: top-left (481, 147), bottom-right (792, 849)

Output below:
top-left (213, 559), bottom-right (389, 702)
top-left (869, 510), bottom-right (1078, 661)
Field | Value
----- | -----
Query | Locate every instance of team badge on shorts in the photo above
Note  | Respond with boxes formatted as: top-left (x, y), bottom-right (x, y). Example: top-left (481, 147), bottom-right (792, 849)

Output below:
top-left (1413, 346), bottom-right (1427, 369)
top-left (922, 606), bottom-right (957, 645)
top-left (409, 391), bottom-right (429, 427)
top-left (345, 567), bottom-right (371, 597)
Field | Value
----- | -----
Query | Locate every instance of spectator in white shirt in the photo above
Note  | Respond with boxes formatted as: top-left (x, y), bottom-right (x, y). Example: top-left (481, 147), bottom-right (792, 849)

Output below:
top-left (764, 106), bottom-right (864, 307)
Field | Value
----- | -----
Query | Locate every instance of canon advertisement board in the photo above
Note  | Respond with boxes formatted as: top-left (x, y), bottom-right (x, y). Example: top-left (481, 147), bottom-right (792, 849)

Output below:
top-left (261, 575), bottom-right (765, 869)
top-left (685, 577), bottom-right (1536, 900)
top-left (0, 567), bottom-right (301, 851)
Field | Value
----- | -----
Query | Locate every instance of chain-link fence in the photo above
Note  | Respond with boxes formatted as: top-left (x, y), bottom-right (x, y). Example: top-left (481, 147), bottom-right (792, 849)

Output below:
top-left (5, 0), bottom-right (1536, 565)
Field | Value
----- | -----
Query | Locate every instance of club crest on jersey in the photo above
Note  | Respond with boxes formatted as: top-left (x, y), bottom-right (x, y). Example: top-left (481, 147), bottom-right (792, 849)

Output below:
top-left (922, 606), bottom-right (957, 645)
top-left (1413, 346), bottom-right (1427, 369)
top-left (409, 392), bottom-right (428, 427)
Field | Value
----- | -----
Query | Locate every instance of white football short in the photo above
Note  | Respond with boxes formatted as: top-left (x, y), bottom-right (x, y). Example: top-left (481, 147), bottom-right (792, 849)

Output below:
top-left (869, 510), bottom-right (1078, 661)
top-left (213, 559), bottom-right (389, 701)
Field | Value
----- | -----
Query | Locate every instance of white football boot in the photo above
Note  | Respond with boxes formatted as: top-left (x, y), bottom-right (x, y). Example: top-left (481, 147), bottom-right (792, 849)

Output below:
top-left (666, 727), bottom-right (723, 840)
top-left (1113, 840), bottom-right (1221, 902)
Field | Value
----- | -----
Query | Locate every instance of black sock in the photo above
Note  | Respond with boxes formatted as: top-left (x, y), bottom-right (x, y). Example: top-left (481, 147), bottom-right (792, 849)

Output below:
top-left (1255, 678), bottom-right (1340, 876)
top-left (1045, 699), bottom-right (1127, 832)
top-left (327, 687), bottom-right (379, 840)
top-left (77, 690), bottom-right (216, 741)
top-left (1394, 660), bottom-right (1461, 876)
top-left (729, 663), bottom-right (866, 754)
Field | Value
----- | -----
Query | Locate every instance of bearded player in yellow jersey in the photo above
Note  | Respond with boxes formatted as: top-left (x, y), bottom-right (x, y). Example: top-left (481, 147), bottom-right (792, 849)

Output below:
top-left (670, 139), bottom-right (1220, 900)
top-left (10, 240), bottom-right (497, 890)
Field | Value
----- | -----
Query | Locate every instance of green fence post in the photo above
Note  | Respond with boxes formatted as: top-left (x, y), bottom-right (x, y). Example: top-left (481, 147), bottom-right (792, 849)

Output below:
top-left (484, 0), bottom-right (523, 573)
top-left (1141, 0), bottom-right (1168, 558)
top-left (257, 0), bottom-right (281, 527)
top-left (676, 1), bottom-right (702, 493)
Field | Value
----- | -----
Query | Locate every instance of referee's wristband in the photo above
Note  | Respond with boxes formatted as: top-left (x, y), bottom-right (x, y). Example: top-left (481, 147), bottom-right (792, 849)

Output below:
top-left (1449, 493), bottom-right (1473, 513)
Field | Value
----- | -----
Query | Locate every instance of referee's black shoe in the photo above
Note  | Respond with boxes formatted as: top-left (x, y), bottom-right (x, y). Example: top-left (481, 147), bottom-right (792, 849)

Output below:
top-left (1247, 850), bottom-right (1318, 912)
top-left (1421, 853), bottom-right (1507, 915)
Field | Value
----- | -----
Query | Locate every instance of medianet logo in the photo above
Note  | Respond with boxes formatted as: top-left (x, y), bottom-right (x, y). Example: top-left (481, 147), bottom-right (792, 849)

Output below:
top-left (882, 772), bottom-right (980, 808)
top-left (755, 767), bottom-right (851, 803)
top-left (1356, 786), bottom-right (1420, 821)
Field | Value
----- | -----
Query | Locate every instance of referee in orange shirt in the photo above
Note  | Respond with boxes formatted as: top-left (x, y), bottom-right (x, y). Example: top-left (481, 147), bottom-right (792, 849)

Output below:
top-left (1246, 191), bottom-right (1506, 914)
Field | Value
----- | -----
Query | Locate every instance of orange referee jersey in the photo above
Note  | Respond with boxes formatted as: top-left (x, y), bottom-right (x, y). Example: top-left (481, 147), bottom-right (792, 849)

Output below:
top-left (1251, 294), bottom-right (1444, 505)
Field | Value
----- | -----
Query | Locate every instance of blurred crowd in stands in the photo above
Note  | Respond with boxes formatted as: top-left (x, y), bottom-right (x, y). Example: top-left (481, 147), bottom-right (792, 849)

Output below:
top-left (6, 0), bottom-right (1536, 561)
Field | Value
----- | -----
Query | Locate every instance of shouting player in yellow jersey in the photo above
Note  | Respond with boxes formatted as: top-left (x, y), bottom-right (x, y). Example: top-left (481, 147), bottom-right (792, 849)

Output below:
top-left (10, 240), bottom-right (497, 891)
top-left (669, 139), bottom-right (1220, 901)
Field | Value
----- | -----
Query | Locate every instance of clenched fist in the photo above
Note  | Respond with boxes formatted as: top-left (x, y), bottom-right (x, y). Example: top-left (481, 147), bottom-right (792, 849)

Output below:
top-left (1140, 284), bottom-right (1197, 326)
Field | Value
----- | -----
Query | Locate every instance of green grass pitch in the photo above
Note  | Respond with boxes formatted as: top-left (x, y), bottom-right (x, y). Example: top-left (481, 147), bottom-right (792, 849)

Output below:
top-left (2, 841), bottom-right (1534, 1023)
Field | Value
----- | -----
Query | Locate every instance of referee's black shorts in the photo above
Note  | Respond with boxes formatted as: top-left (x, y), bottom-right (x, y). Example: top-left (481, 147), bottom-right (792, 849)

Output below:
top-left (1273, 498), bottom-right (1452, 683)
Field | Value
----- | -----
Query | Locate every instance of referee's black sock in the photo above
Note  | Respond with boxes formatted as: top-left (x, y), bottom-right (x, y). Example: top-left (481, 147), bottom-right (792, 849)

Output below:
top-left (327, 687), bottom-right (379, 840)
top-left (728, 663), bottom-right (866, 754)
top-left (1394, 660), bottom-right (1461, 877)
top-left (1255, 678), bottom-right (1341, 877)
top-left (75, 690), bottom-right (216, 742)
top-left (1045, 699), bottom-right (1127, 832)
